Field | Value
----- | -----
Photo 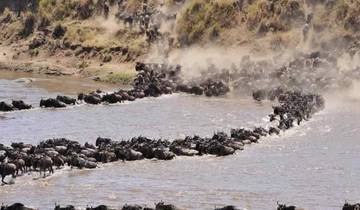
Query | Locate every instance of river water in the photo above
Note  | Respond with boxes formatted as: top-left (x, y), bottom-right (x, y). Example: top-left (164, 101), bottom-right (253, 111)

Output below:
top-left (0, 71), bottom-right (360, 210)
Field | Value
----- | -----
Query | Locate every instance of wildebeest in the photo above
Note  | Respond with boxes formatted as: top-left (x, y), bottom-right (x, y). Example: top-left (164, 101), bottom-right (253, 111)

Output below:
top-left (0, 0), bottom-right (37, 16)
top-left (12, 158), bottom-right (25, 175)
top-left (0, 203), bottom-right (35, 210)
top-left (38, 156), bottom-right (54, 177)
top-left (215, 206), bottom-right (241, 210)
top-left (40, 98), bottom-right (67, 108)
top-left (54, 204), bottom-right (76, 210)
top-left (343, 202), bottom-right (360, 210)
top-left (277, 202), bottom-right (305, 210)
top-left (0, 163), bottom-right (16, 184)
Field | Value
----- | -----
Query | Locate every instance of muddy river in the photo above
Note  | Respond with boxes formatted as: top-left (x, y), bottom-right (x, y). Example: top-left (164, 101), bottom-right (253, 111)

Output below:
top-left (0, 71), bottom-right (360, 210)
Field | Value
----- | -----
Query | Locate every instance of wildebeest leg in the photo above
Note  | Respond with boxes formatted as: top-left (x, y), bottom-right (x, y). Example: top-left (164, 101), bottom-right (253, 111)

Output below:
top-left (2, 176), bottom-right (8, 185)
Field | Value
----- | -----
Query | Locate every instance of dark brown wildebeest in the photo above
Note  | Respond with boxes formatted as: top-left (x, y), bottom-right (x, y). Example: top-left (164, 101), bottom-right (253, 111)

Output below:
top-left (38, 156), bottom-right (54, 177)
top-left (0, 163), bottom-right (16, 184)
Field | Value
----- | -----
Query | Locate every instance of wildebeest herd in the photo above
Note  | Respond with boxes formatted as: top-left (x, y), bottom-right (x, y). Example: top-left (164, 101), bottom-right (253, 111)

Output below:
top-left (1, 201), bottom-right (359, 210)
top-left (0, 58), bottom-right (325, 184)
top-left (0, 83), bottom-right (325, 186)
top-left (2, 52), bottom-right (360, 209)
top-left (0, 62), bottom-right (230, 112)
top-left (0, 202), bottom-right (246, 210)
top-left (2, 49), bottom-right (348, 112)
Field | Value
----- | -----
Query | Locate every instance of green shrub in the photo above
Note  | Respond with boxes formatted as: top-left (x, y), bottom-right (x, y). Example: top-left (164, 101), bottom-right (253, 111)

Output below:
top-left (101, 72), bottom-right (135, 85)
top-left (176, 0), bottom-right (237, 45)
top-left (38, 0), bottom-right (79, 21)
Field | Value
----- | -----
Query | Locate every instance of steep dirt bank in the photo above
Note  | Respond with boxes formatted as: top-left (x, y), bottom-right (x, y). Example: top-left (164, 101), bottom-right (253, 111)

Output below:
top-left (0, 0), bottom-right (360, 85)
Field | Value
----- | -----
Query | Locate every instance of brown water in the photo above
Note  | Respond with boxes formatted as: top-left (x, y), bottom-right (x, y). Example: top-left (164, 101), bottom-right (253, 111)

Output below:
top-left (1, 71), bottom-right (360, 210)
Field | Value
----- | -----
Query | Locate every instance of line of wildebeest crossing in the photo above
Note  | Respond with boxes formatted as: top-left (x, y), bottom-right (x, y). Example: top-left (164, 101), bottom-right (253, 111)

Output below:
top-left (1, 58), bottom-right (360, 209)
top-left (0, 60), bottom-right (342, 210)
top-left (0, 86), bottom-right (324, 182)
top-left (1, 201), bottom-right (359, 210)
top-left (0, 62), bottom-right (230, 112)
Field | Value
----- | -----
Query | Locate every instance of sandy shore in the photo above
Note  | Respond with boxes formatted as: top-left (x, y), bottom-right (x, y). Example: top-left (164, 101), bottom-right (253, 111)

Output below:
top-left (0, 44), bottom-right (135, 83)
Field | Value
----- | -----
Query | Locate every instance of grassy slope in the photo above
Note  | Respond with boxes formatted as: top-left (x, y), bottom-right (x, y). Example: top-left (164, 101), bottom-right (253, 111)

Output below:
top-left (175, 0), bottom-right (360, 51)
top-left (0, 0), bottom-right (359, 83)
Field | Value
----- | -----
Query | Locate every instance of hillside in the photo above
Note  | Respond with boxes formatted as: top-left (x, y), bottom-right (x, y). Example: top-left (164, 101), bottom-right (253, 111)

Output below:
top-left (0, 0), bottom-right (359, 84)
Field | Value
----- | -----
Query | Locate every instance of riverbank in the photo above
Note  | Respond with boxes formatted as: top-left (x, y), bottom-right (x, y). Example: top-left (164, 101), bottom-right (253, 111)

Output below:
top-left (0, 44), bottom-right (136, 85)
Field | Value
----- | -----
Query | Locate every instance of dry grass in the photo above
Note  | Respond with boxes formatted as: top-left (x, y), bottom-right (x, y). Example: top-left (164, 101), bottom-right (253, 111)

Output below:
top-left (176, 0), bottom-right (237, 45)
top-left (99, 71), bottom-right (135, 84)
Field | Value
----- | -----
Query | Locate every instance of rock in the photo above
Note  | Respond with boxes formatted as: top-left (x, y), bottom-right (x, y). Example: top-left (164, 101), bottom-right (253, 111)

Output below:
top-left (14, 78), bottom-right (34, 84)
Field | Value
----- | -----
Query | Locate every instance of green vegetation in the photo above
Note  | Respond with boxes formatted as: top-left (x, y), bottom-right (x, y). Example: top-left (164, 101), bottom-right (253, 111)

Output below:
top-left (176, 0), bottom-right (237, 45)
top-left (244, 0), bottom-right (305, 33)
top-left (38, 0), bottom-right (79, 21)
top-left (100, 72), bottom-right (135, 85)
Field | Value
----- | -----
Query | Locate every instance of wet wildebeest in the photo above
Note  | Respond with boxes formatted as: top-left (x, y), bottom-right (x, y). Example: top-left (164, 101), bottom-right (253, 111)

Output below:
top-left (12, 100), bottom-right (32, 110)
top-left (121, 205), bottom-right (143, 210)
top-left (54, 204), bottom-right (76, 210)
top-left (0, 163), bottom-right (16, 184)
top-left (154, 202), bottom-right (178, 210)
top-left (40, 98), bottom-right (66, 108)
top-left (0, 203), bottom-right (35, 210)
top-left (53, 155), bottom-right (65, 169)
top-left (343, 202), bottom-right (360, 210)
top-left (38, 156), bottom-right (54, 177)
top-left (0, 101), bottom-right (14, 112)
top-left (277, 202), bottom-right (304, 210)
top-left (56, 95), bottom-right (77, 105)
top-left (86, 205), bottom-right (113, 210)
top-left (0, 85), bottom-right (325, 186)
top-left (215, 206), bottom-right (241, 210)
top-left (12, 158), bottom-right (26, 175)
